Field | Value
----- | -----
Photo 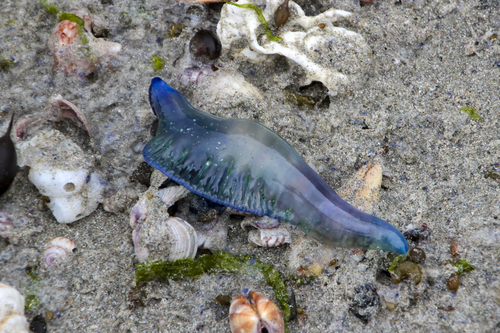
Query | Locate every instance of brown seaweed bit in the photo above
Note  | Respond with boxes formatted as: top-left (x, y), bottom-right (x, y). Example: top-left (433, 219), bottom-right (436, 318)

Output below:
top-left (48, 95), bottom-right (93, 141)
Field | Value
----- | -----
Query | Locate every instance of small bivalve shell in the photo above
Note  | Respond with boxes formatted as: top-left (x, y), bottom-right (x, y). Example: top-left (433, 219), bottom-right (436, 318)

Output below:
top-left (0, 283), bottom-right (29, 333)
top-left (133, 215), bottom-right (198, 263)
top-left (42, 237), bottom-right (76, 268)
top-left (229, 291), bottom-right (284, 333)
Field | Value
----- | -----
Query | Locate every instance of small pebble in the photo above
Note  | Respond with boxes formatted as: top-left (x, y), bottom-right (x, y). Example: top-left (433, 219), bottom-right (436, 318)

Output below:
top-left (409, 248), bottom-right (426, 264)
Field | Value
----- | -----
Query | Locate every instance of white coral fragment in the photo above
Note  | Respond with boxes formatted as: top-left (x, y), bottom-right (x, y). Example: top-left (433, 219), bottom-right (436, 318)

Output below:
top-left (217, 0), bottom-right (371, 95)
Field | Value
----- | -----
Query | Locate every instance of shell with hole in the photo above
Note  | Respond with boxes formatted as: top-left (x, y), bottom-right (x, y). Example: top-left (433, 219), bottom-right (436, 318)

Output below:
top-left (0, 283), bottom-right (29, 333)
top-left (15, 127), bottom-right (103, 223)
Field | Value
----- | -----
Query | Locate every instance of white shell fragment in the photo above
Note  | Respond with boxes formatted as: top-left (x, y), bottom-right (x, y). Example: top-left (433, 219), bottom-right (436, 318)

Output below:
top-left (130, 184), bottom-right (198, 262)
top-left (42, 237), bottom-right (77, 268)
top-left (0, 283), bottom-right (29, 333)
top-left (217, 0), bottom-right (371, 95)
top-left (48, 9), bottom-right (122, 78)
top-left (241, 216), bottom-right (290, 247)
top-left (16, 129), bottom-right (104, 223)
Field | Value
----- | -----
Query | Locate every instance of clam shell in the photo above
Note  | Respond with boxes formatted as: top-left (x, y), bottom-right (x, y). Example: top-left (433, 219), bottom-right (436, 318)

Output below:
top-left (229, 295), bottom-right (259, 333)
top-left (229, 292), bottom-right (284, 333)
top-left (133, 216), bottom-right (198, 262)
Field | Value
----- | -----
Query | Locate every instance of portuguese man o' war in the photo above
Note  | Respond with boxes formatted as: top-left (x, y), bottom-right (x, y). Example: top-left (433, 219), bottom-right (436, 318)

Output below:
top-left (143, 78), bottom-right (408, 254)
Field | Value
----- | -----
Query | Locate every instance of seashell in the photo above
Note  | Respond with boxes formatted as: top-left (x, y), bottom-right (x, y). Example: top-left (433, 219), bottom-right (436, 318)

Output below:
top-left (0, 283), bottom-right (30, 333)
top-left (142, 78), bottom-right (408, 254)
top-left (47, 95), bottom-right (93, 140)
top-left (132, 212), bottom-right (198, 262)
top-left (189, 30), bottom-right (222, 60)
top-left (248, 226), bottom-right (290, 247)
top-left (241, 215), bottom-right (290, 247)
top-left (229, 291), bottom-right (284, 333)
top-left (157, 185), bottom-right (190, 207)
top-left (48, 9), bottom-right (122, 78)
top-left (42, 237), bottom-right (76, 268)
top-left (0, 113), bottom-right (17, 197)
top-left (15, 128), bottom-right (104, 223)
top-left (275, 0), bottom-right (290, 28)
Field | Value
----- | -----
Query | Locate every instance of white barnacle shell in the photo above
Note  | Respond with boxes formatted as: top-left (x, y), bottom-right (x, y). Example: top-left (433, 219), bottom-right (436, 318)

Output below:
top-left (241, 216), bottom-right (290, 247)
top-left (217, 0), bottom-right (371, 95)
top-left (15, 129), bottom-right (104, 223)
top-left (229, 291), bottom-right (284, 333)
top-left (0, 283), bottom-right (29, 333)
top-left (42, 237), bottom-right (77, 268)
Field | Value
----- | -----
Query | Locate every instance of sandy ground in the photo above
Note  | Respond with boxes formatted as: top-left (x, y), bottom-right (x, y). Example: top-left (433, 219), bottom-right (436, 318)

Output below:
top-left (0, 0), bottom-right (499, 332)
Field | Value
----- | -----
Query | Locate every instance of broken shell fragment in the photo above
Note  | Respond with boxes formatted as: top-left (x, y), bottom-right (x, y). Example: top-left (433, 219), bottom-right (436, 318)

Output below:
top-left (0, 283), bottom-right (30, 333)
top-left (42, 237), bottom-right (76, 268)
top-left (48, 9), bottom-right (122, 78)
top-left (229, 291), bottom-right (284, 333)
top-left (47, 95), bottom-right (93, 140)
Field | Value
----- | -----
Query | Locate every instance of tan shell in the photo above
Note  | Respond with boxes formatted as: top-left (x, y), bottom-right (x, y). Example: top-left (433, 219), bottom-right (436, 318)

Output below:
top-left (229, 292), bottom-right (284, 333)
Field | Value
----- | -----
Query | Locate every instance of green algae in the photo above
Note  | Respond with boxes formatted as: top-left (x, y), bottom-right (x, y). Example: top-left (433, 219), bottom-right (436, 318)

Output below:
top-left (222, 1), bottom-right (282, 42)
top-left (461, 106), bottom-right (481, 120)
top-left (39, 0), bottom-right (89, 45)
top-left (388, 254), bottom-right (408, 272)
top-left (151, 55), bottom-right (165, 72)
top-left (135, 252), bottom-right (291, 324)
top-left (0, 57), bottom-right (14, 71)
top-left (453, 260), bottom-right (475, 276)
top-left (25, 294), bottom-right (40, 311)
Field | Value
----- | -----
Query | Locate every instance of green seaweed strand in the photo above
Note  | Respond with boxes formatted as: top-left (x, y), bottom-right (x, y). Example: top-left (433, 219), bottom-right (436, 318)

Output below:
top-left (222, 1), bottom-right (282, 42)
top-left (135, 252), bottom-right (291, 325)
top-left (39, 0), bottom-right (89, 45)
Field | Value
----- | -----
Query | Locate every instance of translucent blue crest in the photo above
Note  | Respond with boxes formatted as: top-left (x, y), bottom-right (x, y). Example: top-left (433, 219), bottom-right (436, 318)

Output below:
top-left (143, 78), bottom-right (408, 254)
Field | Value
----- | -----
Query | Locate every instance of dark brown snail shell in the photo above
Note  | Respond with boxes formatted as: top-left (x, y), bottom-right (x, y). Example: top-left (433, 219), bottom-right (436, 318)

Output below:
top-left (0, 113), bottom-right (17, 196)
top-left (189, 30), bottom-right (221, 60)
